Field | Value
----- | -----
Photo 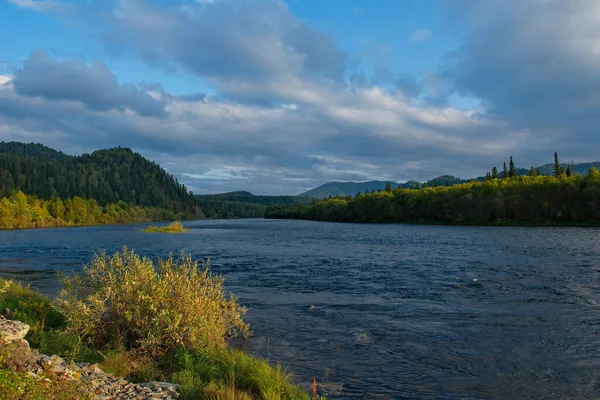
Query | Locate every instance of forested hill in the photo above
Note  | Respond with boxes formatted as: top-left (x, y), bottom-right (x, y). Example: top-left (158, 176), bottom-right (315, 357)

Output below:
top-left (0, 142), bottom-right (198, 216)
top-left (195, 191), bottom-right (314, 219)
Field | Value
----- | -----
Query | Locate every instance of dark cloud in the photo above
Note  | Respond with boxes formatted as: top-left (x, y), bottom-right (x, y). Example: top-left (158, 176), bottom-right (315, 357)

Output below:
top-left (13, 51), bottom-right (167, 117)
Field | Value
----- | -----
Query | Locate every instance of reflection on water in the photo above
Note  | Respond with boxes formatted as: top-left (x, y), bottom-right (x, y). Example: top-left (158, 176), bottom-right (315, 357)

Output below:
top-left (1, 220), bottom-right (600, 399)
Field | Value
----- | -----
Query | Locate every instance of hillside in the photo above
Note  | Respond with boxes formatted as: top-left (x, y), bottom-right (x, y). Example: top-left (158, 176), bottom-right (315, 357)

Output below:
top-left (195, 191), bottom-right (314, 219)
top-left (0, 142), bottom-right (198, 217)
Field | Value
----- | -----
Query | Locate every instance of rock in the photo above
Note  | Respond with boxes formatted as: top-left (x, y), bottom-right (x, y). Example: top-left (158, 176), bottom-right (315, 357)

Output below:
top-left (0, 319), bottom-right (30, 342)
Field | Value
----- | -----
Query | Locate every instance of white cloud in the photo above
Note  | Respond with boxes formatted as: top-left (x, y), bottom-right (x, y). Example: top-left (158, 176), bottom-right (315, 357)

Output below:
top-left (411, 29), bottom-right (431, 42)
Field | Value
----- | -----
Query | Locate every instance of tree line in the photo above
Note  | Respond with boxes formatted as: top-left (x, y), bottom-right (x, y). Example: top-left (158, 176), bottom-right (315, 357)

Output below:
top-left (265, 166), bottom-right (600, 225)
top-left (0, 190), bottom-right (182, 230)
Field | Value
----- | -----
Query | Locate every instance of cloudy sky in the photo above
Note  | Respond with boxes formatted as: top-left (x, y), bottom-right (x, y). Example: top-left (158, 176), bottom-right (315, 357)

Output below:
top-left (1, 0), bottom-right (599, 194)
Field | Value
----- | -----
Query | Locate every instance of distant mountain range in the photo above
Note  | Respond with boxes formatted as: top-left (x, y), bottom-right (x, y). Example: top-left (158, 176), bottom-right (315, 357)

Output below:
top-left (300, 162), bottom-right (600, 199)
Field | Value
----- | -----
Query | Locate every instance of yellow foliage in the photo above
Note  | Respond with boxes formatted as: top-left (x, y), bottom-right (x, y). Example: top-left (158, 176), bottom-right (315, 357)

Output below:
top-left (58, 248), bottom-right (249, 357)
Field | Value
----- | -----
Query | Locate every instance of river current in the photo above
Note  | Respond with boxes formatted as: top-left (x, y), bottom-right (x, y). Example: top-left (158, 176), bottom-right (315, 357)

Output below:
top-left (1, 219), bottom-right (600, 399)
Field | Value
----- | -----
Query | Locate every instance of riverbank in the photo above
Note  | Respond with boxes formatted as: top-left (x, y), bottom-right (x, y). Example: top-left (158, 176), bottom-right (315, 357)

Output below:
top-left (0, 251), bottom-right (320, 400)
top-left (265, 173), bottom-right (600, 226)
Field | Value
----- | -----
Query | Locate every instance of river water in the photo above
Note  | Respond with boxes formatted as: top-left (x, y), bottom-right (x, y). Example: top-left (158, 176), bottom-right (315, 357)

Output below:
top-left (1, 219), bottom-right (600, 399)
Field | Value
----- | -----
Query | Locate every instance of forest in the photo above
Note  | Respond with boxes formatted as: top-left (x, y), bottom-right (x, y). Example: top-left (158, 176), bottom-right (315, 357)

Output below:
top-left (0, 190), bottom-right (180, 229)
top-left (195, 191), bottom-right (314, 219)
top-left (265, 167), bottom-right (600, 225)
top-left (0, 142), bottom-right (198, 217)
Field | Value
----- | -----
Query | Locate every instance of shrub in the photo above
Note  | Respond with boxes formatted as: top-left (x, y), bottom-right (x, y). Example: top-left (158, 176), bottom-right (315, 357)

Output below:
top-left (141, 221), bottom-right (186, 233)
top-left (57, 247), bottom-right (249, 356)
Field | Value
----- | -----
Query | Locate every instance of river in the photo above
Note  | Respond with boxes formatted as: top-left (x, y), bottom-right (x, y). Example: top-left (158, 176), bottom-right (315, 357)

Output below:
top-left (1, 219), bottom-right (600, 399)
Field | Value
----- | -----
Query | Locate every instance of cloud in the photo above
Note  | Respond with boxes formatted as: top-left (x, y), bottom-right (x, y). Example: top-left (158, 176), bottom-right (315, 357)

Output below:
top-left (101, 0), bottom-right (347, 104)
top-left (8, 0), bottom-right (68, 12)
top-left (5, 0), bottom-right (598, 194)
top-left (443, 0), bottom-right (600, 153)
top-left (411, 29), bottom-right (431, 42)
top-left (12, 51), bottom-right (167, 117)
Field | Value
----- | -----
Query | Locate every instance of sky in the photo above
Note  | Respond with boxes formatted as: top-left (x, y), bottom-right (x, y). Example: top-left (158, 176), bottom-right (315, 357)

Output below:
top-left (1, 0), bottom-right (599, 195)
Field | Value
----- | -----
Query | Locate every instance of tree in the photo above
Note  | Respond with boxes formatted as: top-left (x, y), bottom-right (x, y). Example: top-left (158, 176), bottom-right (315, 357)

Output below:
top-left (508, 156), bottom-right (517, 178)
top-left (566, 165), bottom-right (571, 177)
top-left (553, 152), bottom-right (564, 177)
top-left (502, 163), bottom-right (508, 179)
top-left (385, 183), bottom-right (392, 193)
top-left (491, 166), bottom-right (499, 179)
top-left (529, 166), bottom-right (537, 177)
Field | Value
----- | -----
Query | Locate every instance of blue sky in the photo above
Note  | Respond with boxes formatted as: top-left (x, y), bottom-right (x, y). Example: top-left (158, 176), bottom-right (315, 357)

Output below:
top-left (1, 0), bottom-right (599, 194)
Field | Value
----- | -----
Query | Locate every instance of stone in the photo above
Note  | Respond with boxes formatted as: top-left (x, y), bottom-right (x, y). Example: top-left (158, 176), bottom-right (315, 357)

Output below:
top-left (0, 319), bottom-right (30, 342)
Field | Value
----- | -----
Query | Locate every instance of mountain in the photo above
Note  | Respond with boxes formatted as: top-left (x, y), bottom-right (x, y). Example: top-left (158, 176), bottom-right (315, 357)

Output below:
top-left (0, 142), bottom-right (198, 216)
top-left (195, 191), bottom-right (314, 219)
top-left (300, 181), bottom-right (401, 198)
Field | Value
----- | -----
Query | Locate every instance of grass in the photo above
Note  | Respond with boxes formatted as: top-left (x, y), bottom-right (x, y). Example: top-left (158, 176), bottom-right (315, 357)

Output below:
top-left (0, 266), bottom-right (322, 400)
top-left (141, 221), bottom-right (186, 233)
top-left (0, 367), bottom-right (92, 400)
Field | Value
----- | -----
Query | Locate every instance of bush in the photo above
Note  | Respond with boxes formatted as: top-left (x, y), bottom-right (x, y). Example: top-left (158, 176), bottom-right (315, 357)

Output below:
top-left (57, 247), bottom-right (249, 356)
top-left (141, 221), bottom-right (186, 233)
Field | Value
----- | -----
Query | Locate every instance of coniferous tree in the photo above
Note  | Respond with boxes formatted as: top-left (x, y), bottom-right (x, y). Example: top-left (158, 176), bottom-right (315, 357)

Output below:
top-left (553, 152), bottom-right (565, 177)
top-left (491, 167), bottom-right (499, 179)
top-left (502, 163), bottom-right (508, 179)
top-left (508, 156), bottom-right (517, 178)
top-left (566, 165), bottom-right (571, 177)
top-left (385, 183), bottom-right (392, 193)
top-left (529, 166), bottom-right (537, 177)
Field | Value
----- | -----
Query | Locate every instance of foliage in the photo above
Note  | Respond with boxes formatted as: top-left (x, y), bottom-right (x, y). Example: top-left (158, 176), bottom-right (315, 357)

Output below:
top-left (0, 260), bottom-right (314, 400)
top-left (0, 190), bottom-right (180, 230)
top-left (58, 248), bottom-right (249, 356)
top-left (142, 221), bottom-right (186, 233)
top-left (266, 170), bottom-right (600, 225)
top-left (0, 142), bottom-right (197, 216)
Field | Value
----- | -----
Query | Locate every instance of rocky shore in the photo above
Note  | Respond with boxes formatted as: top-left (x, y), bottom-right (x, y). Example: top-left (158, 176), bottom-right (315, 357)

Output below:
top-left (0, 318), bottom-right (180, 400)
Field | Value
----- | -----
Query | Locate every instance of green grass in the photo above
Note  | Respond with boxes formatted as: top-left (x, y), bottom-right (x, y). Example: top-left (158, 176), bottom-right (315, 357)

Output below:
top-left (141, 221), bottom-right (186, 233)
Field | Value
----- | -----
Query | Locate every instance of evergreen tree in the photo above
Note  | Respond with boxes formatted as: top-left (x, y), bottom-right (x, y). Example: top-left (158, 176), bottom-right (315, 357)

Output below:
top-left (566, 165), bottom-right (571, 177)
top-left (508, 156), bottom-right (516, 178)
top-left (553, 152), bottom-right (565, 177)
top-left (502, 163), bottom-right (508, 179)
top-left (529, 166), bottom-right (537, 177)
top-left (491, 166), bottom-right (499, 179)
top-left (385, 183), bottom-right (392, 193)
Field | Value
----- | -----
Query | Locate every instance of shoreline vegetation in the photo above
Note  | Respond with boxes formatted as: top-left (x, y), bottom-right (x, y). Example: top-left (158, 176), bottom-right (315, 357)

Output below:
top-left (141, 221), bottom-right (186, 233)
top-left (0, 248), bottom-right (322, 399)
top-left (265, 168), bottom-right (600, 226)
top-left (0, 191), bottom-right (186, 230)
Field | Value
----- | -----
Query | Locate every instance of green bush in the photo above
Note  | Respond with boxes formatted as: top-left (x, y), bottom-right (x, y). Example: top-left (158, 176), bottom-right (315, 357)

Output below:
top-left (57, 247), bottom-right (249, 356)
